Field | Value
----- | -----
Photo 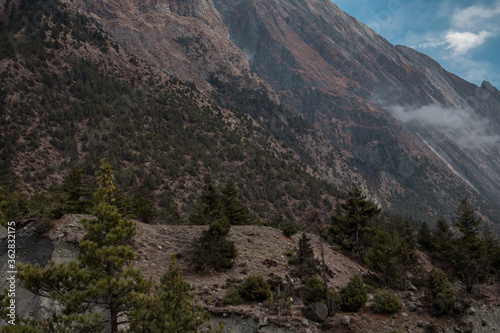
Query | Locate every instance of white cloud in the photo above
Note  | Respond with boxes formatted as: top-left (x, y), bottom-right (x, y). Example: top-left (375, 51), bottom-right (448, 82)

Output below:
top-left (444, 30), bottom-right (494, 54)
top-left (386, 104), bottom-right (500, 149)
top-left (418, 30), bottom-right (494, 55)
top-left (452, 4), bottom-right (500, 30)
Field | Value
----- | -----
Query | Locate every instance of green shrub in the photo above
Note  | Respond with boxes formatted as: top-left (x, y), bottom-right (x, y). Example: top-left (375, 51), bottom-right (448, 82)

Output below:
top-left (373, 290), bottom-right (403, 313)
top-left (238, 275), bottom-right (273, 302)
top-left (283, 247), bottom-right (294, 257)
top-left (342, 275), bottom-right (368, 312)
top-left (281, 220), bottom-right (299, 238)
top-left (34, 218), bottom-right (54, 235)
top-left (222, 285), bottom-right (242, 305)
top-left (303, 275), bottom-right (342, 310)
top-left (303, 275), bottom-right (325, 305)
top-left (425, 269), bottom-right (455, 316)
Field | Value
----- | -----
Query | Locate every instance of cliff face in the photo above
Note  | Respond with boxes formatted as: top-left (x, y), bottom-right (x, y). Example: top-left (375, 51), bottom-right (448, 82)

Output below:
top-left (71, 0), bottom-right (500, 226)
top-left (71, 0), bottom-right (268, 93)
top-left (212, 0), bottom-right (500, 224)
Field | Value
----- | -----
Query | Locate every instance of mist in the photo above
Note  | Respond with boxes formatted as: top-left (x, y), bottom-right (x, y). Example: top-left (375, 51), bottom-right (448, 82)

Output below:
top-left (386, 104), bottom-right (500, 149)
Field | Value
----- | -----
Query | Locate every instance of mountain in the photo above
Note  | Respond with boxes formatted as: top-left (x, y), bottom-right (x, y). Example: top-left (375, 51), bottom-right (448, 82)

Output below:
top-left (66, 0), bottom-right (500, 228)
top-left (1, 0), bottom-right (364, 225)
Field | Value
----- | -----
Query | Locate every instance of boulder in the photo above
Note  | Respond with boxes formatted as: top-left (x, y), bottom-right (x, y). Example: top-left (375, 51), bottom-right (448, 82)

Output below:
top-left (341, 316), bottom-right (351, 326)
top-left (302, 302), bottom-right (328, 322)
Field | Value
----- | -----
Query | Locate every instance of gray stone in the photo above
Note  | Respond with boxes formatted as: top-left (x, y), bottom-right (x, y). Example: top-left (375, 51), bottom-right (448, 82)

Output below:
top-left (305, 329), bottom-right (312, 333)
top-left (302, 318), bottom-right (309, 327)
top-left (417, 320), bottom-right (425, 328)
top-left (407, 302), bottom-right (417, 312)
top-left (341, 316), bottom-right (350, 326)
top-left (407, 283), bottom-right (418, 291)
top-left (402, 312), bottom-right (409, 317)
top-left (302, 302), bottom-right (328, 322)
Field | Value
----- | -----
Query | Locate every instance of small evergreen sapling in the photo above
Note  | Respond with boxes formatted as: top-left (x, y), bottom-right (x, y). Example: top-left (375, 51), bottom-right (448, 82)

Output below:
top-left (342, 275), bottom-right (368, 312)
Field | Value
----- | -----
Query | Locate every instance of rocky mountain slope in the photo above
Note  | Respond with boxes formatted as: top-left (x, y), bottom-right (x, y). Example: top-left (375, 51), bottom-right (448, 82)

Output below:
top-left (0, 0), bottom-right (363, 224)
top-left (68, 0), bottom-right (500, 228)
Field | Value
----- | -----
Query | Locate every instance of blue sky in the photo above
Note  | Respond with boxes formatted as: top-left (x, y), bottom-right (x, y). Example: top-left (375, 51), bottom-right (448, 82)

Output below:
top-left (333, 0), bottom-right (500, 89)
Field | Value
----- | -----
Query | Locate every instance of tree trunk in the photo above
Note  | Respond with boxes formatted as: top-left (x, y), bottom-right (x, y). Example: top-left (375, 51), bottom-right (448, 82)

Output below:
top-left (320, 235), bottom-right (333, 316)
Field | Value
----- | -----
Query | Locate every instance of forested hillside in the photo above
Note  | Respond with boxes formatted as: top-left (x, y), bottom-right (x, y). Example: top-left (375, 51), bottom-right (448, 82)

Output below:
top-left (0, 0), bottom-right (344, 225)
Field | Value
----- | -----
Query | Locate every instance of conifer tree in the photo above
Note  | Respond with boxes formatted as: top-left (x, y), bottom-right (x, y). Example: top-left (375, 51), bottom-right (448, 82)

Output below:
top-left (342, 275), bottom-right (368, 312)
top-left (131, 185), bottom-right (157, 224)
top-left (330, 187), bottom-right (380, 256)
top-left (61, 165), bottom-right (92, 214)
top-left (417, 221), bottom-right (434, 251)
top-left (289, 232), bottom-right (319, 281)
top-left (169, 201), bottom-right (184, 225)
top-left (221, 177), bottom-right (250, 225)
top-left (452, 198), bottom-right (485, 292)
top-left (188, 174), bottom-right (223, 225)
top-left (17, 159), bottom-right (148, 332)
top-left (453, 198), bottom-right (481, 241)
top-left (132, 254), bottom-right (212, 332)
top-left (481, 227), bottom-right (500, 273)
top-left (364, 226), bottom-right (398, 288)
top-left (192, 175), bottom-right (237, 271)
top-left (432, 217), bottom-right (454, 264)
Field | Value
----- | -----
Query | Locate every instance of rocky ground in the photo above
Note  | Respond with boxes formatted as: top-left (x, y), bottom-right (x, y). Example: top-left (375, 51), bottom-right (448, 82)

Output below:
top-left (1, 215), bottom-right (499, 332)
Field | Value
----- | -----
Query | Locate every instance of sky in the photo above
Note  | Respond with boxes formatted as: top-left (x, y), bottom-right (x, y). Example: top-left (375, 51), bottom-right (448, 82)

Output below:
top-left (333, 0), bottom-right (500, 89)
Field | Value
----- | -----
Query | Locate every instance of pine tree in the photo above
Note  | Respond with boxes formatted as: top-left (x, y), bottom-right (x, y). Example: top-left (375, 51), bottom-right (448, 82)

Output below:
top-left (131, 254), bottom-right (212, 332)
top-left (364, 226), bottom-right (398, 288)
top-left (289, 232), bottom-right (319, 281)
top-left (432, 217), bottom-right (454, 264)
top-left (453, 198), bottom-right (481, 241)
top-left (221, 177), bottom-right (250, 225)
top-left (169, 201), bottom-right (184, 225)
top-left (452, 198), bottom-right (484, 292)
top-left (61, 165), bottom-right (92, 214)
top-left (481, 227), bottom-right (500, 273)
top-left (192, 175), bottom-right (237, 271)
top-left (188, 174), bottom-right (224, 225)
top-left (131, 185), bottom-right (157, 224)
top-left (330, 187), bottom-right (381, 256)
top-left (417, 221), bottom-right (434, 251)
top-left (17, 159), bottom-right (148, 332)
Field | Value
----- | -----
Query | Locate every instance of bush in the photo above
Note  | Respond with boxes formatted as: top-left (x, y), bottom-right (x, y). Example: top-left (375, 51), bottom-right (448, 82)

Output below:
top-left (342, 275), bottom-right (368, 312)
top-left (425, 269), bottom-right (455, 316)
top-left (281, 220), bottom-right (299, 238)
top-left (303, 275), bottom-right (325, 305)
top-left (238, 274), bottom-right (273, 302)
top-left (302, 275), bottom-right (342, 309)
top-left (222, 285), bottom-right (242, 305)
top-left (283, 247), bottom-right (294, 257)
top-left (373, 290), bottom-right (403, 313)
top-left (34, 218), bottom-right (54, 235)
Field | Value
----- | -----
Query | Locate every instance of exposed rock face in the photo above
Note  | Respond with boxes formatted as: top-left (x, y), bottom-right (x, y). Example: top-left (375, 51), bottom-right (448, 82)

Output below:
top-left (70, 0), bottom-right (269, 94)
top-left (212, 0), bottom-right (500, 225)
top-left (72, 0), bottom-right (500, 226)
